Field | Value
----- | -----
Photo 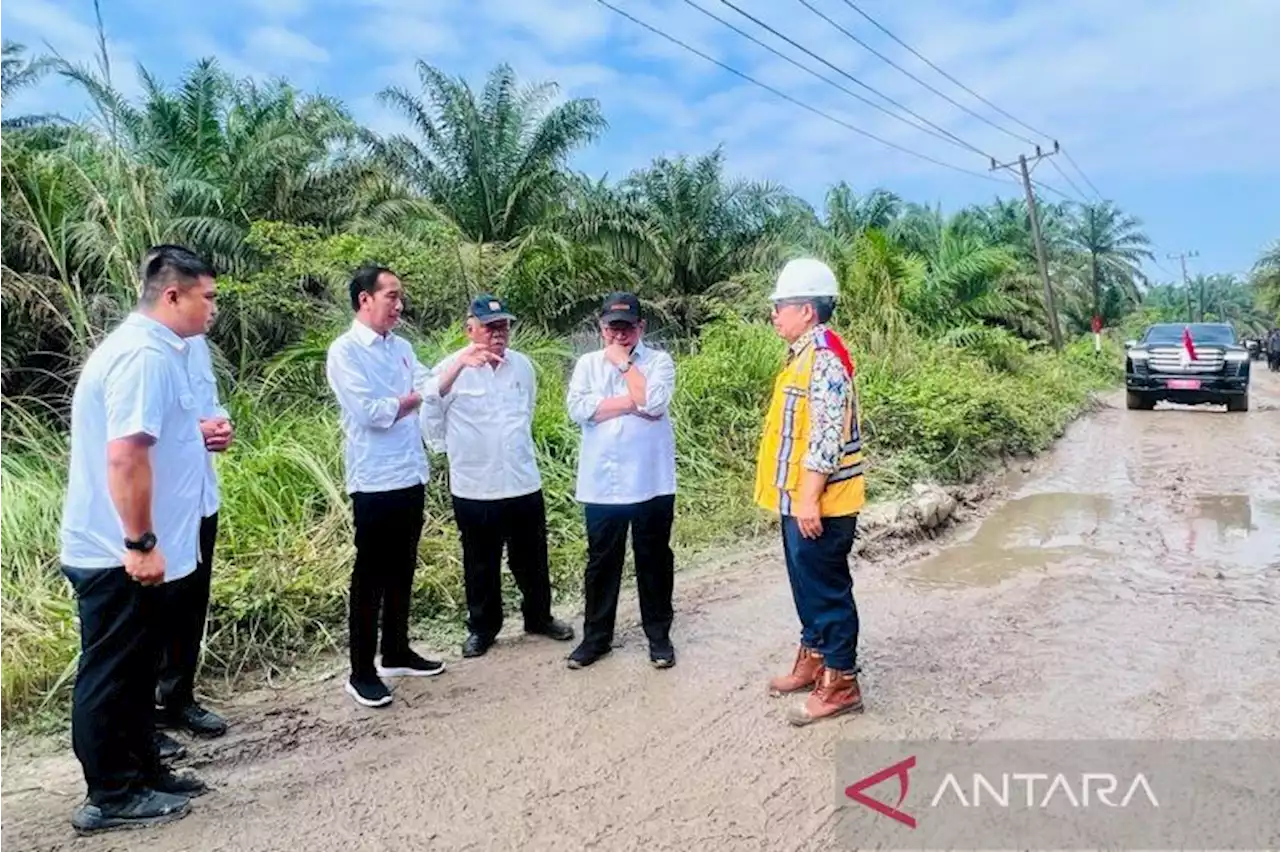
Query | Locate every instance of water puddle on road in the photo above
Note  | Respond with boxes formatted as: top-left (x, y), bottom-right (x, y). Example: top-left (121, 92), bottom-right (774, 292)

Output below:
top-left (901, 492), bottom-right (1118, 588)
top-left (900, 491), bottom-right (1280, 589)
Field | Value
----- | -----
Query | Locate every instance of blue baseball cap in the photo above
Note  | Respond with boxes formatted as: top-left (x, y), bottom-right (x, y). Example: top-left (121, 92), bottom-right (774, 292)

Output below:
top-left (468, 293), bottom-right (516, 324)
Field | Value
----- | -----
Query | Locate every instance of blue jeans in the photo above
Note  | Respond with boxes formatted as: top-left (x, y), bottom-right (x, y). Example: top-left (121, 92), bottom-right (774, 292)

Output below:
top-left (781, 514), bottom-right (860, 672)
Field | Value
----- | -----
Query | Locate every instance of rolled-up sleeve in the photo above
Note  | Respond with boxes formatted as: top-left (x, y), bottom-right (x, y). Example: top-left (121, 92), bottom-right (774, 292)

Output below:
top-left (418, 357), bottom-right (450, 453)
top-left (326, 342), bottom-right (399, 429)
top-left (803, 349), bottom-right (850, 474)
top-left (566, 356), bottom-right (603, 426)
top-left (105, 348), bottom-right (171, 442)
top-left (636, 352), bottom-right (675, 417)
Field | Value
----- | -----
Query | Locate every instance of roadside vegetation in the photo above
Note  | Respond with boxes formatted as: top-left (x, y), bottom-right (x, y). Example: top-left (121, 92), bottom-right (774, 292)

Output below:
top-left (2, 39), bottom-right (1272, 724)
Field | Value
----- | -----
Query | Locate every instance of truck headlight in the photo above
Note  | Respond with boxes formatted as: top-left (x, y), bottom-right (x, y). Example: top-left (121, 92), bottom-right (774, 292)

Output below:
top-left (1224, 350), bottom-right (1248, 361)
top-left (1128, 349), bottom-right (1151, 360)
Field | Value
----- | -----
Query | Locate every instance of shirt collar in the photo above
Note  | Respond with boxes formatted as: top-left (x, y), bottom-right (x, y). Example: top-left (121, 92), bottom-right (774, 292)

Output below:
top-left (125, 312), bottom-right (188, 353)
top-left (351, 318), bottom-right (387, 346)
top-left (788, 324), bottom-right (825, 360)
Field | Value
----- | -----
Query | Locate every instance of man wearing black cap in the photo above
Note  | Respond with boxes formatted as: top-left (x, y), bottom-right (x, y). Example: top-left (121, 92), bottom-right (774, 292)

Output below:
top-left (422, 294), bottom-right (575, 658)
top-left (565, 292), bottom-right (678, 669)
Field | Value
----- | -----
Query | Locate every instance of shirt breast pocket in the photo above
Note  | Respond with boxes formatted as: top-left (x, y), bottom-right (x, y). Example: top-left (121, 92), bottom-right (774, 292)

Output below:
top-left (177, 391), bottom-right (202, 443)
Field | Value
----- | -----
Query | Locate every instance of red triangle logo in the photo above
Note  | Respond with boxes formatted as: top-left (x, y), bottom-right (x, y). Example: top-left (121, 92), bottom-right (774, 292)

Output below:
top-left (844, 755), bottom-right (917, 828)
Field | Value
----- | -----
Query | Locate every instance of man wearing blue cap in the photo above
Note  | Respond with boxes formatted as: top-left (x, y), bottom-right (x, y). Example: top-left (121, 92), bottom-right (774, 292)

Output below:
top-left (422, 295), bottom-right (575, 658)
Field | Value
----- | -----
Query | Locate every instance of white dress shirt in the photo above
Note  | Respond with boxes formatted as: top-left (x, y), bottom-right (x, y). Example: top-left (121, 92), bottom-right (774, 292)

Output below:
top-left (567, 342), bottom-right (677, 505)
top-left (325, 319), bottom-right (432, 495)
top-left (420, 347), bottom-right (542, 501)
top-left (59, 313), bottom-right (207, 582)
top-left (187, 334), bottom-right (229, 517)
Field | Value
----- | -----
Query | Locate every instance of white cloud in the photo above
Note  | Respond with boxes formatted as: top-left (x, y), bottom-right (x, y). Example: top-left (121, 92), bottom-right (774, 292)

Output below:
top-left (245, 25), bottom-right (330, 65)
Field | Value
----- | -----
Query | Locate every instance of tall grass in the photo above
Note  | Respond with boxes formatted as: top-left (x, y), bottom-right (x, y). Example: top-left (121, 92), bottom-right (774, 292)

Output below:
top-left (0, 318), bottom-right (1119, 723)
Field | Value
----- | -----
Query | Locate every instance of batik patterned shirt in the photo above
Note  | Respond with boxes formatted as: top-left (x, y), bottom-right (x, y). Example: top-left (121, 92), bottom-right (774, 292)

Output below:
top-left (788, 325), bottom-right (852, 475)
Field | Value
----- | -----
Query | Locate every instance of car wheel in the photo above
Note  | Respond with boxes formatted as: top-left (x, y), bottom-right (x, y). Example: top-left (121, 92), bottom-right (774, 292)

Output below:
top-left (1226, 393), bottom-right (1249, 412)
top-left (1126, 391), bottom-right (1154, 411)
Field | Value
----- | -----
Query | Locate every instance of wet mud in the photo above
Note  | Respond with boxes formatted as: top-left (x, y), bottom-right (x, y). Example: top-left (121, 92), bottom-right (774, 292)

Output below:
top-left (4, 372), bottom-right (1279, 851)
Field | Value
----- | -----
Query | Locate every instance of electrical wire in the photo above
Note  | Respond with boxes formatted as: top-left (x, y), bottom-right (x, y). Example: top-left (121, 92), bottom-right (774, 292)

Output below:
top-left (1060, 147), bottom-right (1105, 201)
top-left (836, 0), bottom-right (1055, 143)
top-left (1048, 158), bottom-right (1092, 203)
top-left (592, 0), bottom-right (1009, 184)
top-left (710, 0), bottom-right (997, 161)
top-left (793, 0), bottom-right (1040, 148)
top-left (676, 0), bottom-right (980, 156)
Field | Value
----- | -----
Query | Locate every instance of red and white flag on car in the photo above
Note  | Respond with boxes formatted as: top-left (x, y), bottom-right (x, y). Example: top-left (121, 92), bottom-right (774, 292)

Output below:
top-left (1180, 326), bottom-right (1198, 367)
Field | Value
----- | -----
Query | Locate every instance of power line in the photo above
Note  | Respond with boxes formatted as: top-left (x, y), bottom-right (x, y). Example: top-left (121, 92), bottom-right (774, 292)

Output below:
top-left (710, 0), bottom-right (997, 161)
top-left (836, 0), bottom-right (1055, 143)
top-left (793, 0), bottom-right (1039, 148)
top-left (1060, 147), bottom-right (1105, 201)
top-left (1047, 157), bottom-right (1091, 203)
top-left (675, 0), bottom-right (982, 157)
top-left (592, 0), bottom-right (1010, 185)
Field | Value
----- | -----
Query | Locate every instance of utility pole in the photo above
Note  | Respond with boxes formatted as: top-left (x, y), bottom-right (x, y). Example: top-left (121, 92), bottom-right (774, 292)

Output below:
top-left (991, 142), bottom-right (1064, 351)
top-left (1167, 250), bottom-right (1198, 322)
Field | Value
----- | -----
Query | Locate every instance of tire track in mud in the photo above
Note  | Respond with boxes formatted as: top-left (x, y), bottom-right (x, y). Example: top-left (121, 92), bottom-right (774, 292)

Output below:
top-left (4, 372), bottom-right (1279, 851)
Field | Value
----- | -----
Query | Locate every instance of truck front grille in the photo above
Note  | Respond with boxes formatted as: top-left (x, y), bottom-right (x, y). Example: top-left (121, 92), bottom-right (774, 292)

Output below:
top-left (1147, 346), bottom-right (1225, 373)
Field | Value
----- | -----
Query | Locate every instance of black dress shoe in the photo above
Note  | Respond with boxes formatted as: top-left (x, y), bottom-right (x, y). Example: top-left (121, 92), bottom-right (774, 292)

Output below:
top-left (526, 617), bottom-right (575, 642)
top-left (175, 701), bottom-right (227, 736)
top-left (154, 731), bottom-right (186, 762)
top-left (149, 769), bottom-right (210, 798)
top-left (462, 633), bottom-right (494, 658)
top-left (566, 643), bottom-right (611, 669)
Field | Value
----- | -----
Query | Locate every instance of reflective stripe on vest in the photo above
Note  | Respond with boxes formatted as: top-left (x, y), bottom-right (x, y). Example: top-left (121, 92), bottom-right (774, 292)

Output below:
top-left (753, 330), bottom-right (866, 518)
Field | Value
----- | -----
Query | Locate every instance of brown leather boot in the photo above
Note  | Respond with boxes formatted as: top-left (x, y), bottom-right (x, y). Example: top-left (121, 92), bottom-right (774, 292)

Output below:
top-left (786, 667), bottom-right (864, 726)
top-left (768, 645), bottom-right (824, 696)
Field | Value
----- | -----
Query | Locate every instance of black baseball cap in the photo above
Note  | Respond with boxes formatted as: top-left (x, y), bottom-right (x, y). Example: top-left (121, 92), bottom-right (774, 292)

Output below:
top-left (468, 293), bottom-right (516, 324)
top-left (599, 292), bottom-right (641, 325)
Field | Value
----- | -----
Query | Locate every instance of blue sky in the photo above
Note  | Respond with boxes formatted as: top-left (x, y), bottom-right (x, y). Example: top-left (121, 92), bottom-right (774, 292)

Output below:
top-left (4, 0), bottom-right (1278, 282)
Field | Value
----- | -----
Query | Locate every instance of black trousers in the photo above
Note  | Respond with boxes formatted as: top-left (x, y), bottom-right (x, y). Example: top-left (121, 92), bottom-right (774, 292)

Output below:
top-left (580, 494), bottom-right (676, 652)
top-left (452, 489), bottom-right (554, 640)
top-left (62, 565), bottom-right (164, 806)
top-left (350, 484), bottom-right (425, 678)
top-left (155, 512), bottom-right (218, 712)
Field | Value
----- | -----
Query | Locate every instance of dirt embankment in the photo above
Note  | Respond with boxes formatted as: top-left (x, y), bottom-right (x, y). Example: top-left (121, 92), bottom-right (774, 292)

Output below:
top-left (4, 372), bottom-right (1279, 851)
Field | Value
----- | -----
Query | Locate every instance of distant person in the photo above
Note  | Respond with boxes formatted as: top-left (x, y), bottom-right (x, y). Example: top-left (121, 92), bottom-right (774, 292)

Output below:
top-left (326, 265), bottom-right (445, 709)
top-left (58, 245), bottom-right (216, 834)
top-left (1268, 328), bottom-right (1280, 371)
top-left (755, 258), bottom-right (868, 727)
top-left (153, 330), bottom-right (232, 758)
top-left (565, 293), bottom-right (678, 670)
top-left (421, 294), bottom-right (575, 657)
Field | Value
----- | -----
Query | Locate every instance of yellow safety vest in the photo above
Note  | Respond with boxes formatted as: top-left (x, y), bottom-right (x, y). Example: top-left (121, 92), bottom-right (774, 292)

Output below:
top-left (753, 328), bottom-right (866, 517)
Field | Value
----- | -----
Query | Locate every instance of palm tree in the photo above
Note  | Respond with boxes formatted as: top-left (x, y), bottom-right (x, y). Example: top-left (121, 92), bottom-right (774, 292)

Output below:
top-left (824, 183), bottom-right (901, 242)
top-left (1066, 201), bottom-right (1153, 325)
top-left (586, 148), bottom-right (808, 335)
top-left (1251, 239), bottom-right (1280, 321)
top-left (376, 61), bottom-right (607, 244)
top-left (2, 41), bottom-right (58, 129)
top-left (60, 57), bottom-right (367, 260)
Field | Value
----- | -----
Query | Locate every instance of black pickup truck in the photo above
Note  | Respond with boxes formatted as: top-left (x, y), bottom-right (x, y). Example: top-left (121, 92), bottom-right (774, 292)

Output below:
top-left (1124, 322), bottom-right (1251, 412)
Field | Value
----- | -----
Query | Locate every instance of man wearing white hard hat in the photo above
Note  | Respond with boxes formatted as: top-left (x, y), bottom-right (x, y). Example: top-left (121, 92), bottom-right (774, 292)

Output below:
top-left (753, 258), bottom-right (867, 726)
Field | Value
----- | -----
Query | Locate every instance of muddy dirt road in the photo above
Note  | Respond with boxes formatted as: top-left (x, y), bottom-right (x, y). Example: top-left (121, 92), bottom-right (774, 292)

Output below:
top-left (4, 372), bottom-right (1279, 851)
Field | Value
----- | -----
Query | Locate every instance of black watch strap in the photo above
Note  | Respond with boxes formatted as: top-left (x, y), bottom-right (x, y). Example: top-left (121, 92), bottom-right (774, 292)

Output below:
top-left (124, 531), bottom-right (157, 553)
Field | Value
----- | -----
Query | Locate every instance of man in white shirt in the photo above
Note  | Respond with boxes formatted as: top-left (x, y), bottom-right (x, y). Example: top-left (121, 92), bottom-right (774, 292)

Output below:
top-left (58, 245), bottom-right (216, 834)
top-left (565, 293), bottom-right (678, 670)
top-left (153, 332), bottom-right (232, 751)
top-left (326, 264), bottom-right (446, 709)
top-left (421, 295), bottom-right (576, 658)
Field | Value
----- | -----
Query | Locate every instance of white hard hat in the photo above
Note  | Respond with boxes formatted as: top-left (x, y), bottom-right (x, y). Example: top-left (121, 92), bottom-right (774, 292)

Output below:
top-left (769, 258), bottom-right (839, 301)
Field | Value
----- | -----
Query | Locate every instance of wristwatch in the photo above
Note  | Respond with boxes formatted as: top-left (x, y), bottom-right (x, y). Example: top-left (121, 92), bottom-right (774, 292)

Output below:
top-left (617, 360), bottom-right (632, 374)
top-left (124, 531), bottom-right (157, 553)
